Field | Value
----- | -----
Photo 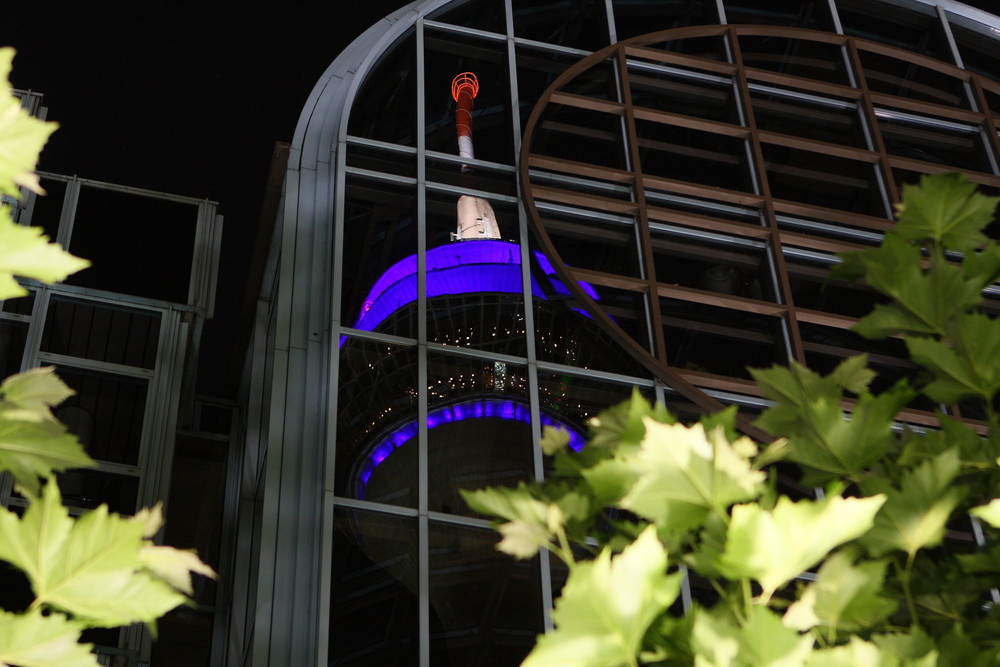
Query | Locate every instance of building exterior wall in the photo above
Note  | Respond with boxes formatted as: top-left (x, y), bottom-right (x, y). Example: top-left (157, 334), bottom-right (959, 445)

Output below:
top-left (239, 1), bottom-right (1000, 665)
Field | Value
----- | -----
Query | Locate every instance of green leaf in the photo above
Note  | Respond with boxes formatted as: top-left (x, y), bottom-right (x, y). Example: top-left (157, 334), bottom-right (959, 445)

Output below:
top-left (0, 215), bottom-right (90, 299)
top-left (718, 494), bottom-right (886, 601)
top-left (0, 48), bottom-right (59, 198)
top-left (752, 362), bottom-right (913, 482)
top-left (140, 545), bottom-right (216, 595)
top-left (860, 449), bottom-right (966, 559)
top-left (0, 367), bottom-right (75, 421)
top-left (0, 481), bottom-right (191, 626)
top-left (872, 627), bottom-right (936, 663)
top-left (540, 425), bottom-right (571, 455)
top-left (461, 484), bottom-right (554, 559)
top-left (783, 551), bottom-right (897, 633)
top-left (691, 606), bottom-right (813, 667)
top-left (0, 418), bottom-right (93, 499)
top-left (806, 638), bottom-right (899, 667)
top-left (587, 389), bottom-right (674, 451)
top-left (0, 609), bottom-right (97, 667)
top-left (970, 499), bottom-right (1000, 529)
top-left (617, 419), bottom-right (765, 533)
top-left (830, 355), bottom-right (877, 395)
top-left (522, 527), bottom-right (680, 667)
top-left (905, 313), bottom-right (1000, 403)
top-left (893, 172), bottom-right (998, 254)
top-left (848, 235), bottom-right (983, 339)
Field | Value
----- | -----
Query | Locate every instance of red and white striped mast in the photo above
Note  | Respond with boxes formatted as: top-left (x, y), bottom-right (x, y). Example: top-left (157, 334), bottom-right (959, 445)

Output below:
top-left (451, 72), bottom-right (501, 241)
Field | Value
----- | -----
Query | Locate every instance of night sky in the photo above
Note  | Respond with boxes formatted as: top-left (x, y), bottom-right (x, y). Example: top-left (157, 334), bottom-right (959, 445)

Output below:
top-left (2, 3), bottom-right (408, 393)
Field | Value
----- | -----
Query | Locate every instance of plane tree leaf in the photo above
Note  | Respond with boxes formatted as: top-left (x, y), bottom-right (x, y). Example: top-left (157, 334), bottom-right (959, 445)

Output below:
top-left (616, 418), bottom-right (765, 533)
top-left (0, 215), bottom-right (90, 300)
top-left (970, 499), bottom-right (1000, 529)
top-left (905, 312), bottom-right (1000, 404)
top-left (0, 481), bottom-right (196, 626)
top-left (0, 418), bottom-right (93, 499)
top-left (892, 172), bottom-right (998, 254)
top-left (522, 527), bottom-right (681, 667)
top-left (691, 606), bottom-right (813, 667)
top-left (845, 235), bottom-right (983, 339)
top-left (783, 551), bottom-right (896, 634)
top-left (0, 48), bottom-right (58, 198)
top-left (752, 361), bottom-right (913, 483)
top-left (0, 609), bottom-right (97, 667)
top-left (717, 494), bottom-right (886, 602)
top-left (0, 367), bottom-right (75, 421)
top-left (859, 449), bottom-right (966, 559)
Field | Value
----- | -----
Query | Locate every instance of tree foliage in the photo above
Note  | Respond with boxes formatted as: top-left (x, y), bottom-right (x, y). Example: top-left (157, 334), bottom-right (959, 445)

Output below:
top-left (0, 47), bottom-right (213, 666)
top-left (464, 171), bottom-right (1000, 666)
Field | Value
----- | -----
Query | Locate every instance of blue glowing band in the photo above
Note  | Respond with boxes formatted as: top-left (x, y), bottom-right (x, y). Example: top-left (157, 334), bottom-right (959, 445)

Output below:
top-left (357, 397), bottom-right (585, 491)
top-left (352, 240), bottom-right (597, 333)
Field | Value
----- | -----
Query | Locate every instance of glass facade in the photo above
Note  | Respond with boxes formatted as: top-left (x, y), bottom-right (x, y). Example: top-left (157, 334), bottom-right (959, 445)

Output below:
top-left (250, 1), bottom-right (1000, 665)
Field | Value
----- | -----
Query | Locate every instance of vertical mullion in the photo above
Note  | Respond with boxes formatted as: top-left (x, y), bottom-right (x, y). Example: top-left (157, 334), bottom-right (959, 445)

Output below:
top-left (844, 39), bottom-right (899, 207)
top-left (415, 18), bottom-right (431, 667)
top-left (615, 45), bottom-right (668, 364)
top-left (726, 27), bottom-right (805, 364)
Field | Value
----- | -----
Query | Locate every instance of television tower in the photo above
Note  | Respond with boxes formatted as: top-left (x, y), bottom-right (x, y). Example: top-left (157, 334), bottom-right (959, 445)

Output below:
top-left (451, 72), bottom-right (501, 241)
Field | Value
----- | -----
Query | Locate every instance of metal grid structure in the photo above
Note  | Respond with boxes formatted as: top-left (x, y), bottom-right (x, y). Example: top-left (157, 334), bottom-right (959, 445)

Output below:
top-left (1, 160), bottom-right (223, 664)
top-left (243, 1), bottom-right (1000, 665)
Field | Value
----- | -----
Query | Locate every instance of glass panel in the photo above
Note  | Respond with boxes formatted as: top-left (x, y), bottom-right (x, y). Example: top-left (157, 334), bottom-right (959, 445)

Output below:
top-left (426, 352), bottom-right (533, 516)
top-left (585, 283), bottom-right (653, 354)
top-left (424, 29), bottom-right (514, 165)
top-left (950, 18), bottom-right (1000, 84)
top-left (54, 366), bottom-right (147, 466)
top-left (723, 0), bottom-right (834, 30)
top-left (639, 34), bottom-right (731, 63)
top-left (56, 469), bottom-right (139, 514)
top-left (345, 141), bottom-right (416, 179)
top-left (751, 88), bottom-right (867, 148)
top-left (0, 320), bottom-right (26, 378)
top-left (878, 115), bottom-right (993, 173)
top-left (651, 228), bottom-right (776, 302)
top-left (786, 255), bottom-right (887, 318)
top-left (41, 297), bottom-right (161, 369)
top-left (512, 0), bottom-right (610, 52)
top-left (347, 33), bottom-right (417, 145)
top-left (28, 177), bottom-right (66, 242)
top-left (428, 0), bottom-right (507, 34)
top-left (1, 290), bottom-right (34, 316)
top-left (67, 186), bottom-right (197, 304)
top-left (739, 36), bottom-right (850, 85)
top-left (628, 63), bottom-right (740, 125)
top-left (763, 144), bottom-right (887, 216)
top-left (425, 154), bottom-right (517, 198)
top-left (537, 209), bottom-right (640, 277)
top-left (837, 0), bottom-right (952, 61)
top-left (335, 337), bottom-right (418, 506)
top-left (517, 47), bottom-right (620, 131)
top-left (340, 177), bottom-right (418, 338)
top-left (531, 102), bottom-right (629, 169)
top-left (428, 521), bottom-right (543, 666)
top-left (858, 50), bottom-right (969, 110)
top-left (612, 0), bottom-right (721, 42)
top-left (660, 298), bottom-right (787, 379)
top-left (537, 370), bottom-right (653, 435)
top-left (636, 120), bottom-right (754, 192)
top-left (533, 293), bottom-right (650, 376)
top-left (329, 508), bottom-right (420, 666)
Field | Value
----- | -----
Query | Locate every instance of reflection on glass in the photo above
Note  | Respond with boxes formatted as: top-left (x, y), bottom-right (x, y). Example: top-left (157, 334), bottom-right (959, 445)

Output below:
top-left (54, 366), bottom-right (147, 465)
top-left (329, 508), bottom-right (420, 665)
top-left (428, 521), bottom-right (543, 666)
top-left (336, 338), bottom-right (419, 505)
top-left (42, 297), bottom-right (161, 369)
